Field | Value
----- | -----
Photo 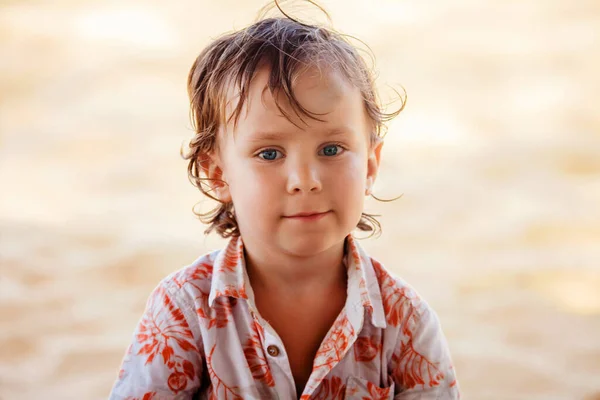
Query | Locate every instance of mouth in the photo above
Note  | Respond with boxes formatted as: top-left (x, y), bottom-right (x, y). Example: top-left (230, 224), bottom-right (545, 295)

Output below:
top-left (283, 210), bottom-right (331, 221)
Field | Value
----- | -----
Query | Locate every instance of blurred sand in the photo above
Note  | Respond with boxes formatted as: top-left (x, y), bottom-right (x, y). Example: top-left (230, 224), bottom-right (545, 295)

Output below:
top-left (1, 0), bottom-right (599, 399)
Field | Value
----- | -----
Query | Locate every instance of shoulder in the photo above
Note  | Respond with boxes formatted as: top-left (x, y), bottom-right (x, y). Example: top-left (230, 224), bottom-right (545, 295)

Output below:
top-left (151, 248), bottom-right (221, 305)
top-left (369, 258), bottom-right (459, 394)
top-left (368, 256), bottom-right (436, 330)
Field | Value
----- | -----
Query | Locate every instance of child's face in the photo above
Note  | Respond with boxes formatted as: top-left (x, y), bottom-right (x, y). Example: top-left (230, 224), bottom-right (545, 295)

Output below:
top-left (208, 64), bottom-right (382, 256)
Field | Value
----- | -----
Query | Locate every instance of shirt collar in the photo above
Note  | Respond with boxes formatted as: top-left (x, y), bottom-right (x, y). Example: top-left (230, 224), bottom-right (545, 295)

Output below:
top-left (344, 235), bottom-right (387, 329)
top-left (208, 234), bottom-right (387, 329)
top-left (208, 235), bottom-right (249, 306)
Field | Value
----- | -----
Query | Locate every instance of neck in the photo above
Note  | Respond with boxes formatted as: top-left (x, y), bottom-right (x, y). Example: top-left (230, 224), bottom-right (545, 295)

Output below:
top-left (243, 236), bottom-right (348, 296)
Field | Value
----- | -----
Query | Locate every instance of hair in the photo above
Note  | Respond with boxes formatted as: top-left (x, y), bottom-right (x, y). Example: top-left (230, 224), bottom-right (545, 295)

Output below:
top-left (181, 1), bottom-right (406, 239)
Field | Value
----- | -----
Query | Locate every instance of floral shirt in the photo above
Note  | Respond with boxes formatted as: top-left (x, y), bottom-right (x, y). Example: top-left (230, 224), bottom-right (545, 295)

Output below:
top-left (109, 234), bottom-right (460, 399)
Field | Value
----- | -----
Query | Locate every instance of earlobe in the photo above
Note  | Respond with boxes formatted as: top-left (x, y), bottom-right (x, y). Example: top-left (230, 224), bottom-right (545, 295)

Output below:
top-left (366, 139), bottom-right (384, 195)
top-left (213, 175), bottom-right (232, 203)
top-left (199, 152), bottom-right (232, 203)
top-left (365, 177), bottom-right (373, 196)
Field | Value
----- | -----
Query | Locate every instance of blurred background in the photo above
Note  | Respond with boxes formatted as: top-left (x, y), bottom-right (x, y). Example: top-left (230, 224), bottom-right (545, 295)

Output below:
top-left (1, 0), bottom-right (599, 399)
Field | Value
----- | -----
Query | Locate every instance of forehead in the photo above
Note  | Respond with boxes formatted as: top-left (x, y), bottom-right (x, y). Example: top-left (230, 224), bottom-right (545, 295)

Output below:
top-left (222, 63), bottom-right (369, 138)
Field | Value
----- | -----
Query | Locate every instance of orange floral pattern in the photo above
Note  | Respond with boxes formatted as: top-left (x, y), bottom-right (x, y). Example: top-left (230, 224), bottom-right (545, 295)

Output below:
top-left (392, 338), bottom-right (445, 389)
top-left (109, 235), bottom-right (460, 399)
top-left (244, 320), bottom-right (275, 387)
top-left (133, 285), bottom-right (200, 395)
top-left (300, 375), bottom-right (346, 400)
top-left (354, 335), bottom-right (380, 362)
top-left (365, 381), bottom-right (393, 400)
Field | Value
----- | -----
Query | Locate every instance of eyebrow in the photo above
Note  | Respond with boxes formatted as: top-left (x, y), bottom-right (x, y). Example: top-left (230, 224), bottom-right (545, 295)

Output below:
top-left (246, 128), bottom-right (350, 142)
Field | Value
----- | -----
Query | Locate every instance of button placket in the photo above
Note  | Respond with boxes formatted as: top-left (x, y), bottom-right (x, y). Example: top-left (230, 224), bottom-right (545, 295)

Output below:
top-left (262, 328), bottom-right (297, 398)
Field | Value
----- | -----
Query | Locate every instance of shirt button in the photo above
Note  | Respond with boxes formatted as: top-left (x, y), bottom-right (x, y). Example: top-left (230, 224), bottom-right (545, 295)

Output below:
top-left (267, 345), bottom-right (280, 357)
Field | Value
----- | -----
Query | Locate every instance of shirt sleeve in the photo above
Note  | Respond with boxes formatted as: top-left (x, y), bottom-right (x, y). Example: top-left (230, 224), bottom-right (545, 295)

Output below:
top-left (109, 281), bottom-right (204, 400)
top-left (389, 303), bottom-right (460, 400)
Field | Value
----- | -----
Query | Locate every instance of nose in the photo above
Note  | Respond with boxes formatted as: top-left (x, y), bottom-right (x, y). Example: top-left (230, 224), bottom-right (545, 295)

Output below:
top-left (286, 158), bottom-right (323, 194)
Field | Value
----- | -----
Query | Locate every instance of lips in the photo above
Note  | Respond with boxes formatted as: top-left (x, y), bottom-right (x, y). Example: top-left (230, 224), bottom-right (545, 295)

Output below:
top-left (287, 211), bottom-right (327, 217)
top-left (284, 210), bottom-right (330, 219)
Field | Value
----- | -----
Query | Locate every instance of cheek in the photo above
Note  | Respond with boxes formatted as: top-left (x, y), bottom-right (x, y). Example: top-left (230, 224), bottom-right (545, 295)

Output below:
top-left (330, 154), bottom-right (367, 188)
top-left (232, 164), bottom-right (279, 190)
top-left (226, 168), bottom-right (275, 233)
top-left (227, 162), bottom-right (281, 213)
top-left (327, 156), bottom-right (368, 206)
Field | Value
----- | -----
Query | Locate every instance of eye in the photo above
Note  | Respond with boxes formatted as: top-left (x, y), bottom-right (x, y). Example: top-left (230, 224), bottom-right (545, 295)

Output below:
top-left (257, 149), bottom-right (282, 161)
top-left (319, 144), bottom-right (344, 157)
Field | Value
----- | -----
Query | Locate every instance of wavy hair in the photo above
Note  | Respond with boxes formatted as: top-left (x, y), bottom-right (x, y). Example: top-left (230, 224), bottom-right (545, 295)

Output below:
top-left (181, 2), bottom-right (405, 238)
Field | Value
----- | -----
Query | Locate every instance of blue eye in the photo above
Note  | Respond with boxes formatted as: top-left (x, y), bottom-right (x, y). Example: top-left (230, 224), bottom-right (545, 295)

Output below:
top-left (320, 145), bottom-right (342, 156)
top-left (258, 149), bottom-right (281, 161)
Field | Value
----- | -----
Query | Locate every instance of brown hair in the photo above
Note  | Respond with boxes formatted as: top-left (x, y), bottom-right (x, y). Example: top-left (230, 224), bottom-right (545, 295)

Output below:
top-left (181, 2), bottom-right (405, 238)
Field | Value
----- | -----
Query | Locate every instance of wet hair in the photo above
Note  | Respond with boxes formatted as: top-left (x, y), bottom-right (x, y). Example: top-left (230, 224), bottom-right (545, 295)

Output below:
top-left (181, 2), bottom-right (405, 238)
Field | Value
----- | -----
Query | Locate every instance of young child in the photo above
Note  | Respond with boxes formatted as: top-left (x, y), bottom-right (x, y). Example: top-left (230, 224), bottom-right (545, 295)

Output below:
top-left (109, 7), bottom-right (460, 400)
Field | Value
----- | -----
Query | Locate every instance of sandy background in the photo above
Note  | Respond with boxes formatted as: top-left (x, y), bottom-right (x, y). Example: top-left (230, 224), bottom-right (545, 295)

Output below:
top-left (1, 0), bottom-right (599, 399)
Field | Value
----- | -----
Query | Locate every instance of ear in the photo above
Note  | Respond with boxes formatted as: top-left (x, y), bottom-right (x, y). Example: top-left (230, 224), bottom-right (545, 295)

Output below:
top-left (198, 152), bottom-right (232, 203)
top-left (365, 138), bottom-right (383, 196)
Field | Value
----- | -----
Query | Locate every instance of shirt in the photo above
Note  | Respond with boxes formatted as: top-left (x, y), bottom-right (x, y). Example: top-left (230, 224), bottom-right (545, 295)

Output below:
top-left (109, 234), bottom-right (460, 399)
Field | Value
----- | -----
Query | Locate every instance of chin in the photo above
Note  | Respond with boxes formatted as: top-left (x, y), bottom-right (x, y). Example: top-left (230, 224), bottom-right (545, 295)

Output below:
top-left (279, 231), bottom-right (342, 257)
